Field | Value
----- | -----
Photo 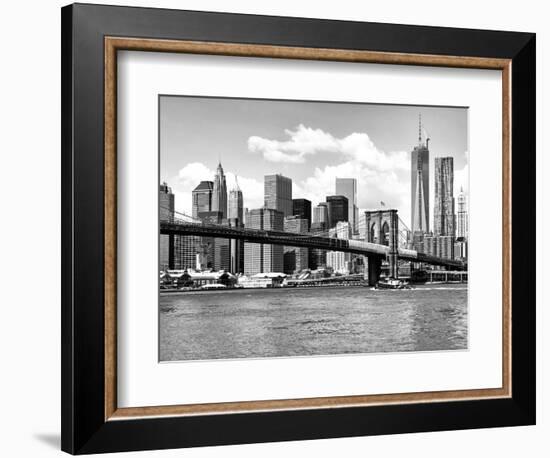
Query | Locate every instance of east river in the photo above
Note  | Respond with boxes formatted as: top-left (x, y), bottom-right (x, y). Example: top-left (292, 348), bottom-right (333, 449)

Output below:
top-left (159, 285), bottom-right (468, 361)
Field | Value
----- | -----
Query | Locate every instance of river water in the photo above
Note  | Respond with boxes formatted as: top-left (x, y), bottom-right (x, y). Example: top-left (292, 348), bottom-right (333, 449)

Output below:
top-left (159, 285), bottom-right (468, 361)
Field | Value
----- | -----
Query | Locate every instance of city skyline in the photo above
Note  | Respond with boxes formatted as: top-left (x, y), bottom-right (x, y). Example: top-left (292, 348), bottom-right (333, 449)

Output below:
top-left (160, 96), bottom-right (468, 228)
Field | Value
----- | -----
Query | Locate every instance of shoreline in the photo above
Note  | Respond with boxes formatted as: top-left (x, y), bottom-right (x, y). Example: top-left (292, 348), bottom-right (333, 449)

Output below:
top-left (160, 282), bottom-right (468, 295)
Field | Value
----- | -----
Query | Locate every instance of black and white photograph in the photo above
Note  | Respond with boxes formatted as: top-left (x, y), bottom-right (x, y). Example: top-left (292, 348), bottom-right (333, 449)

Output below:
top-left (158, 96), bottom-right (469, 362)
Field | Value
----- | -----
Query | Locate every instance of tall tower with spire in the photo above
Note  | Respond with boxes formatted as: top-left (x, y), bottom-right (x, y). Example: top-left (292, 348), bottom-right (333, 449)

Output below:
top-left (228, 176), bottom-right (244, 222)
top-left (212, 161), bottom-right (227, 219)
top-left (411, 114), bottom-right (430, 234)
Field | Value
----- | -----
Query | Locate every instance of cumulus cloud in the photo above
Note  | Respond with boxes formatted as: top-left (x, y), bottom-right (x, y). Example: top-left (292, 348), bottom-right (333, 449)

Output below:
top-left (248, 124), bottom-right (338, 163)
top-left (250, 124), bottom-right (412, 223)
top-left (169, 162), bottom-right (263, 215)
top-left (248, 124), bottom-right (409, 172)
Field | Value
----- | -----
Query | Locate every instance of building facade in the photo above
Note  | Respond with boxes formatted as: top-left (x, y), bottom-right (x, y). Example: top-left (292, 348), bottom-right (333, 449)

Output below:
top-left (283, 216), bottom-right (309, 274)
top-left (312, 202), bottom-right (329, 227)
top-left (159, 182), bottom-right (174, 270)
top-left (292, 198), bottom-right (312, 230)
top-left (212, 162), bottom-right (227, 219)
top-left (326, 195), bottom-right (349, 229)
top-left (326, 221), bottom-right (352, 274)
top-left (228, 179), bottom-right (244, 222)
top-left (191, 180), bottom-right (213, 219)
top-left (335, 177), bottom-right (358, 234)
top-left (244, 208), bottom-right (284, 274)
top-left (411, 118), bottom-right (430, 234)
top-left (434, 156), bottom-right (455, 236)
top-left (264, 174), bottom-right (292, 217)
top-left (423, 235), bottom-right (455, 260)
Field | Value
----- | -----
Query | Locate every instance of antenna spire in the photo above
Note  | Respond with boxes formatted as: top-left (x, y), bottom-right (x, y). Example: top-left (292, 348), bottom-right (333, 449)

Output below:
top-left (418, 113), bottom-right (422, 145)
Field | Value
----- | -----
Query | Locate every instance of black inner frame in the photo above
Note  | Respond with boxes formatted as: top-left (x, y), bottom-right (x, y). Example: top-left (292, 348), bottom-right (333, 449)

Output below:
top-left (61, 3), bottom-right (535, 454)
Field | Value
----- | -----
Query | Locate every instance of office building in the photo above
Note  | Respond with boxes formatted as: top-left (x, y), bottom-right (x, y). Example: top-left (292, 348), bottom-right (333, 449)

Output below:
top-left (423, 234), bottom-right (455, 260)
top-left (159, 182), bottom-right (174, 270)
top-left (326, 195), bottom-right (349, 228)
top-left (312, 202), bottom-right (329, 227)
top-left (335, 177), bottom-right (358, 233)
top-left (191, 180), bottom-right (213, 219)
top-left (228, 178), bottom-right (244, 222)
top-left (264, 174), bottom-right (292, 217)
top-left (434, 157), bottom-right (455, 236)
top-left (411, 115), bottom-right (430, 234)
top-left (212, 162), bottom-right (227, 218)
top-left (283, 216), bottom-right (309, 274)
top-left (292, 198), bottom-right (312, 229)
top-left (244, 208), bottom-right (284, 274)
top-left (326, 221), bottom-right (352, 274)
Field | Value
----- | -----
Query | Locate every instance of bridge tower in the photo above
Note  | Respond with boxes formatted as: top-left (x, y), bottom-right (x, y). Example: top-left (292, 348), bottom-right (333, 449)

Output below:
top-left (363, 208), bottom-right (399, 281)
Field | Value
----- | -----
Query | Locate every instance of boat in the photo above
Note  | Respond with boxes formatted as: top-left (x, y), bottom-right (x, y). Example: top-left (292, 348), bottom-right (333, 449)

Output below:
top-left (375, 278), bottom-right (412, 290)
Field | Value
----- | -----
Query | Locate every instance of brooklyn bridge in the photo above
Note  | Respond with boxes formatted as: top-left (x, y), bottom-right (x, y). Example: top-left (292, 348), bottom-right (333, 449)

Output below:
top-left (160, 208), bottom-right (467, 286)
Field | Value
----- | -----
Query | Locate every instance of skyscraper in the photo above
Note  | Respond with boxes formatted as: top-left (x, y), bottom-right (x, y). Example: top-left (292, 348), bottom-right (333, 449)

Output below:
top-left (456, 186), bottom-right (468, 240)
top-left (227, 178), bottom-right (244, 274)
top-left (335, 178), bottom-right (358, 233)
top-left (159, 182), bottom-right (174, 270)
top-left (434, 157), bottom-right (455, 236)
top-left (264, 174), bottom-right (292, 217)
top-left (228, 178), bottom-right (244, 222)
top-left (283, 216), bottom-right (309, 274)
top-left (244, 208), bottom-right (284, 274)
top-left (192, 181), bottom-right (213, 218)
top-left (310, 203), bottom-right (329, 269)
top-left (326, 221), bottom-right (352, 274)
top-left (411, 115), bottom-right (430, 233)
top-left (312, 202), bottom-right (329, 227)
top-left (326, 195), bottom-right (349, 228)
top-left (292, 198), bottom-right (312, 230)
top-left (212, 162), bottom-right (227, 218)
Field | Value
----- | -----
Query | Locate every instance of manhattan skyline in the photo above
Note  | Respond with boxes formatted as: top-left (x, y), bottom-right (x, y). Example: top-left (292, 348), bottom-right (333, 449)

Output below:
top-left (160, 96), bottom-right (468, 229)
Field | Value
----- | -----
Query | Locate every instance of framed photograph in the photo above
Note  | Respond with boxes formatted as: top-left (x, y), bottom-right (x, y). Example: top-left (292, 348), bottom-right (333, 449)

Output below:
top-left (61, 3), bottom-right (536, 454)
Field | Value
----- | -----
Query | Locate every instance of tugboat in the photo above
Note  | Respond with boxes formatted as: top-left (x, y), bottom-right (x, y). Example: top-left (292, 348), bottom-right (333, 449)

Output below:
top-left (375, 278), bottom-right (412, 290)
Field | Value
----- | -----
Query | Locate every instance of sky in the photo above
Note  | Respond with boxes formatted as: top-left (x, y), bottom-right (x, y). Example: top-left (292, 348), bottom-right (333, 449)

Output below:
top-left (160, 95), bottom-right (468, 229)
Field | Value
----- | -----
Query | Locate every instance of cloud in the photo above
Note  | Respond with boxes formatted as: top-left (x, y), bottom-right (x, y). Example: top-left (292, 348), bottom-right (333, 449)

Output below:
top-left (248, 124), bottom-right (339, 163)
top-left (169, 162), bottom-right (263, 215)
top-left (248, 124), bottom-right (409, 173)
top-left (250, 124), bottom-right (412, 224)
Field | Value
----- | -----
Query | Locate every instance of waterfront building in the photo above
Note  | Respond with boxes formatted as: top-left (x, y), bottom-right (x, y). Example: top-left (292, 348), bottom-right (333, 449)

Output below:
top-left (159, 182), bottom-right (174, 270)
top-left (292, 198), bottom-right (312, 229)
top-left (191, 180), bottom-right (213, 219)
top-left (456, 186), bottom-right (468, 240)
top-left (326, 195), bottom-right (349, 229)
top-left (244, 208), bottom-right (284, 274)
top-left (228, 178), bottom-right (244, 222)
top-left (335, 177), bottom-right (358, 234)
top-left (264, 174), bottom-right (292, 217)
top-left (326, 221), bottom-right (352, 274)
top-left (212, 162), bottom-right (228, 218)
top-left (434, 157), bottom-right (455, 236)
top-left (411, 115), bottom-right (430, 234)
top-left (283, 216), bottom-right (309, 274)
top-left (165, 270), bottom-right (238, 289)
top-left (238, 272), bottom-right (287, 288)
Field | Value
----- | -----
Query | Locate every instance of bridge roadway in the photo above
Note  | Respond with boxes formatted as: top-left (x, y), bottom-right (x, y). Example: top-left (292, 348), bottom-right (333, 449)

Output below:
top-left (160, 220), bottom-right (466, 270)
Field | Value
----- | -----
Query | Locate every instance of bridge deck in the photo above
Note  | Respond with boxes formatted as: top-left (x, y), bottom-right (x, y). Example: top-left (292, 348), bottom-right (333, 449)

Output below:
top-left (160, 220), bottom-right (467, 270)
